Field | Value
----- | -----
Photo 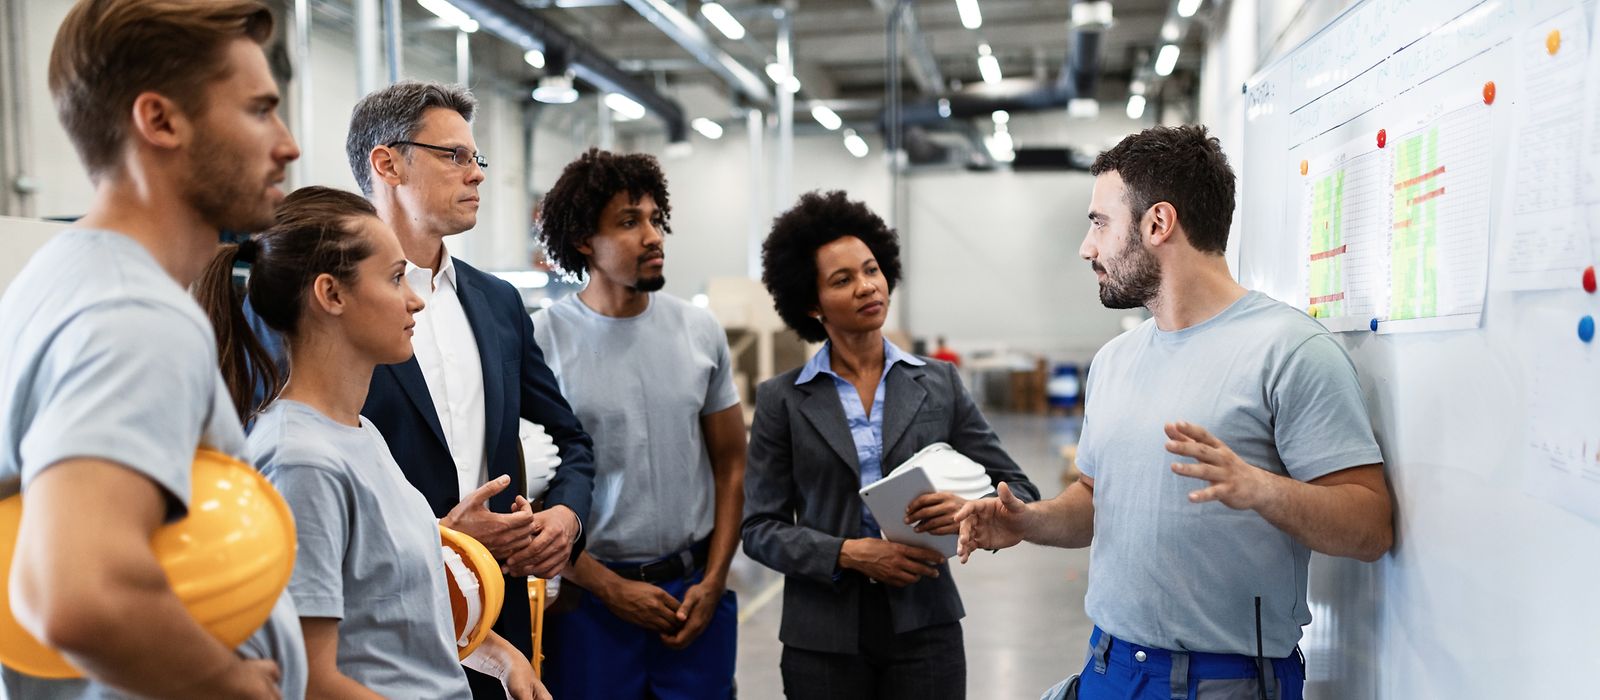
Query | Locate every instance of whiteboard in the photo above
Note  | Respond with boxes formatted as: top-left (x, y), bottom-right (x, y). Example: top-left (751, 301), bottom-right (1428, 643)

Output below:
top-left (1241, 0), bottom-right (1600, 697)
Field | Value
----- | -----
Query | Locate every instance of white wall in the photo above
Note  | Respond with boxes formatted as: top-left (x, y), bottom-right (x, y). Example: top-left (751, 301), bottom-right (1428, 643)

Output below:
top-left (5, 0), bottom-right (531, 272)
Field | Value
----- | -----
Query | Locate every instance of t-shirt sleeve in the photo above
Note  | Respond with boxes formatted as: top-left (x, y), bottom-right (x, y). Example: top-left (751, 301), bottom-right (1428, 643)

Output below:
top-left (18, 301), bottom-right (217, 510)
top-left (700, 316), bottom-right (740, 416)
top-left (266, 462), bottom-right (352, 619)
top-left (1270, 334), bottom-right (1384, 482)
top-left (1076, 360), bottom-right (1100, 480)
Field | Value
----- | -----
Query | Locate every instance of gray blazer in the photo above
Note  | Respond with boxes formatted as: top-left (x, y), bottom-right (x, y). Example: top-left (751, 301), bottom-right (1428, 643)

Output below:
top-left (741, 358), bottom-right (1039, 654)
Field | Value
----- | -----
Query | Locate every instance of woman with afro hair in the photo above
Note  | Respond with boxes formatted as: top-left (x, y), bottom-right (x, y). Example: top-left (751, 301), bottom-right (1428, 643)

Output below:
top-left (740, 190), bottom-right (1038, 699)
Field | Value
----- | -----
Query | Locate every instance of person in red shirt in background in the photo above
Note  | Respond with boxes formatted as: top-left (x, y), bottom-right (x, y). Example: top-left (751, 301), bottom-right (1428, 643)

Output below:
top-left (931, 336), bottom-right (962, 367)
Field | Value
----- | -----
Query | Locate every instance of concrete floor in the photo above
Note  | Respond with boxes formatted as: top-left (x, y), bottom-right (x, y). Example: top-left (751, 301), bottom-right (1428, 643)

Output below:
top-left (726, 412), bottom-right (1093, 700)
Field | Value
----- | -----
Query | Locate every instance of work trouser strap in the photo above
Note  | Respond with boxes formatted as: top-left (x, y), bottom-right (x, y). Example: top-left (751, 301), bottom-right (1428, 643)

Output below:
top-left (1169, 652), bottom-right (1188, 700)
top-left (1091, 630), bottom-right (1112, 674)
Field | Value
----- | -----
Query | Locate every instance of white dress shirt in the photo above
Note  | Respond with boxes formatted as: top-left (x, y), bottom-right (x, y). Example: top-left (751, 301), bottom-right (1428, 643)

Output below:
top-left (405, 248), bottom-right (488, 500)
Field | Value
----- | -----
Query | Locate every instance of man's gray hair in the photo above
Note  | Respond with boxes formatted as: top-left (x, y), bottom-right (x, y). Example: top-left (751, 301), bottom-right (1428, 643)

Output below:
top-left (345, 80), bottom-right (478, 196)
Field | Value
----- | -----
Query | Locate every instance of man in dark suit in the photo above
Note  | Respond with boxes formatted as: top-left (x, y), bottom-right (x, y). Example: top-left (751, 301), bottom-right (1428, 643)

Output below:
top-left (345, 80), bottom-right (595, 699)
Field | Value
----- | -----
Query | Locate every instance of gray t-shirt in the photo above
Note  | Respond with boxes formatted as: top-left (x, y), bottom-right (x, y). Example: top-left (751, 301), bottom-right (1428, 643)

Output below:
top-left (0, 229), bottom-right (305, 699)
top-left (1078, 291), bottom-right (1382, 657)
top-left (533, 292), bottom-right (739, 562)
top-left (248, 400), bottom-right (470, 699)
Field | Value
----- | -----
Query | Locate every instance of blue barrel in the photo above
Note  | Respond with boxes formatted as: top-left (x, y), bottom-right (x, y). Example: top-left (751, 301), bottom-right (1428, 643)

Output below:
top-left (1047, 365), bottom-right (1081, 408)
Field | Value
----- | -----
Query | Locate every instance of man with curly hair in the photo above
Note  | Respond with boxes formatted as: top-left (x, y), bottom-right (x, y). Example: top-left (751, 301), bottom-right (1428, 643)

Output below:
top-left (531, 148), bottom-right (746, 700)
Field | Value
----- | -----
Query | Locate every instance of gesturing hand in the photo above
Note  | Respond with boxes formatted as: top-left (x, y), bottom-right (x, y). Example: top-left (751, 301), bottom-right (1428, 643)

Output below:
top-left (1165, 421), bottom-right (1277, 511)
top-left (953, 482), bottom-right (1030, 563)
top-left (905, 491), bottom-right (967, 535)
top-left (440, 475), bottom-right (537, 561)
top-left (839, 538), bottom-right (945, 587)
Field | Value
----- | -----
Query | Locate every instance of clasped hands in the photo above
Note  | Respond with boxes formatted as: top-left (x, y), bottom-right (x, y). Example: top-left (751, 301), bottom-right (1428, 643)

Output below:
top-left (440, 474), bottom-right (578, 578)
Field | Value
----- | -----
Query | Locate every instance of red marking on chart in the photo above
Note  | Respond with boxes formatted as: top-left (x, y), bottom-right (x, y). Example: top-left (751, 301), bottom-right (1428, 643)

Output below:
top-left (1309, 292), bottom-right (1346, 305)
top-left (1409, 187), bottom-right (1446, 205)
top-left (1394, 219), bottom-right (1414, 229)
top-left (1309, 245), bottom-right (1348, 262)
top-left (1393, 165), bottom-right (1446, 191)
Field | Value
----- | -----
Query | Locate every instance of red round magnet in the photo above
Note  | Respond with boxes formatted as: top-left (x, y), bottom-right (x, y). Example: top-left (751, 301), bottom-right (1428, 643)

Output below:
top-left (1377, 129), bottom-right (1387, 148)
top-left (1482, 81), bottom-right (1496, 105)
top-left (1584, 265), bottom-right (1596, 293)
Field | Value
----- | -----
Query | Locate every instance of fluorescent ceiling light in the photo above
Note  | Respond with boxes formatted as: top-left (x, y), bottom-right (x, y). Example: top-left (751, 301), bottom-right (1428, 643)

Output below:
top-left (490, 270), bottom-right (550, 290)
top-left (524, 50), bottom-right (545, 69)
top-left (977, 45), bottom-right (1002, 85)
top-left (531, 75), bottom-right (578, 104)
top-left (1161, 21), bottom-right (1180, 41)
top-left (986, 130), bottom-right (1014, 162)
top-left (691, 293), bottom-right (710, 308)
top-left (1130, 79), bottom-right (1147, 95)
top-left (765, 62), bottom-right (801, 93)
top-left (1068, 98), bottom-right (1099, 119)
top-left (1155, 44), bottom-right (1180, 76)
top-left (1126, 94), bottom-right (1147, 119)
top-left (700, 2), bottom-right (746, 40)
top-left (1177, 0), bottom-right (1203, 19)
top-left (1070, 1), bottom-right (1113, 29)
top-left (691, 118), bottom-right (724, 139)
top-left (604, 93), bottom-right (646, 121)
top-left (955, 0), bottom-right (982, 30)
top-left (418, 0), bottom-right (478, 33)
top-left (811, 104), bottom-right (843, 130)
top-left (938, 98), bottom-right (952, 118)
top-left (843, 130), bottom-right (869, 158)
top-left (991, 109), bottom-right (1009, 125)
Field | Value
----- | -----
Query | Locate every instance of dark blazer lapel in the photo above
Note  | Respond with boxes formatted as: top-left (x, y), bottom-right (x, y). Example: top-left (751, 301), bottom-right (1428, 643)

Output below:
top-left (796, 378), bottom-right (862, 474)
top-left (385, 358), bottom-right (449, 450)
top-left (881, 363), bottom-right (929, 460)
top-left (453, 265), bottom-right (507, 473)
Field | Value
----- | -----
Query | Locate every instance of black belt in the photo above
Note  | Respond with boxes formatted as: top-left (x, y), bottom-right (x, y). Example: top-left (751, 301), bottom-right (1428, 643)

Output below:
top-left (601, 541), bottom-right (709, 584)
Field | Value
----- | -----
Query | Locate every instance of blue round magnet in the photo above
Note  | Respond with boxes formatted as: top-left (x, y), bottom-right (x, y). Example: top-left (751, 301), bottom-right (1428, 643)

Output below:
top-left (1370, 318), bottom-right (1379, 332)
top-left (1581, 315), bottom-right (1595, 343)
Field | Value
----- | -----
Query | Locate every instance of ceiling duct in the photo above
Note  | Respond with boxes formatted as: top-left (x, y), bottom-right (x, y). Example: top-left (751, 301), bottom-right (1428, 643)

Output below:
top-left (449, 0), bottom-right (688, 142)
top-left (886, 0), bottom-right (1108, 131)
top-left (616, 0), bottom-right (772, 108)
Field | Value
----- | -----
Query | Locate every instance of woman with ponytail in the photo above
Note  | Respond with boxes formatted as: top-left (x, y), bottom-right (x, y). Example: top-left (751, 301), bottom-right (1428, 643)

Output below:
top-left (195, 186), bottom-right (548, 700)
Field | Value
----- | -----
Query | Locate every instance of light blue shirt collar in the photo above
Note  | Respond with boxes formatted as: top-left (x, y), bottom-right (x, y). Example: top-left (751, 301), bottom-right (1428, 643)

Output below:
top-left (796, 337), bottom-right (925, 385)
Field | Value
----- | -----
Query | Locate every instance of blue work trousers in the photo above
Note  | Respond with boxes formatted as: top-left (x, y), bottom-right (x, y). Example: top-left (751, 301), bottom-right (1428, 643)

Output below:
top-left (1076, 627), bottom-right (1305, 700)
top-left (543, 566), bottom-right (737, 700)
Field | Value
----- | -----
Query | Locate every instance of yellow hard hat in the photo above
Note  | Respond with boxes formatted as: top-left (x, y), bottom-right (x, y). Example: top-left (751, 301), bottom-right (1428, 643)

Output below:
top-left (0, 449), bottom-right (296, 679)
top-left (439, 525), bottom-right (503, 660)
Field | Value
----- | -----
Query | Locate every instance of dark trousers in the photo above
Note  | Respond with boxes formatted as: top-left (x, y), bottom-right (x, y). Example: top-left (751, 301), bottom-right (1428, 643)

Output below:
top-left (779, 583), bottom-right (966, 700)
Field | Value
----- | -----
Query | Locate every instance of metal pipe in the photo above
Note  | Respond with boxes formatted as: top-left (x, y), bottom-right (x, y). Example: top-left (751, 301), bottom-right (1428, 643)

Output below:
top-left (774, 8), bottom-right (792, 218)
top-left (616, 0), bottom-right (771, 108)
top-left (291, 0), bottom-right (314, 188)
top-left (888, 0), bottom-right (909, 332)
top-left (3, 0), bottom-right (35, 217)
top-left (746, 108), bottom-right (764, 278)
top-left (384, 0), bottom-right (403, 84)
top-left (449, 0), bottom-right (688, 142)
top-left (597, 95), bottom-right (615, 150)
top-left (356, 0), bottom-right (380, 94)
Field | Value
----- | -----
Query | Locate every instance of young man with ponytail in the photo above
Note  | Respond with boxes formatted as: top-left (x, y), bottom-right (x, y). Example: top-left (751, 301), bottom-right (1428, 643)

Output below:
top-left (0, 1), bottom-right (304, 697)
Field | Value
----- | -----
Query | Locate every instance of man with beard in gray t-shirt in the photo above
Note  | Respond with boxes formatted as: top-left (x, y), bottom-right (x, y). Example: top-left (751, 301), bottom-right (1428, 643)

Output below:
top-left (0, 1), bottom-right (304, 698)
top-left (955, 126), bottom-right (1393, 700)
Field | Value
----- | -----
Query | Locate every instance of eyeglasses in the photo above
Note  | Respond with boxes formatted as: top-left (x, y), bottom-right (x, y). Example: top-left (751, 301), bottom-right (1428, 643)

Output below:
top-left (387, 140), bottom-right (488, 170)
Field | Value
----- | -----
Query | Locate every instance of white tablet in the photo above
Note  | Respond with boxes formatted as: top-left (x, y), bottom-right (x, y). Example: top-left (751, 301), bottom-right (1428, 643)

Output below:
top-left (858, 465), bottom-right (958, 558)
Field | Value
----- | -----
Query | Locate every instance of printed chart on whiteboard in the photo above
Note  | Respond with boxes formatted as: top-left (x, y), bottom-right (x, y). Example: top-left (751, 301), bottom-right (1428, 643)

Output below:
top-left (1298, 101), bottom-right (1492, 333)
